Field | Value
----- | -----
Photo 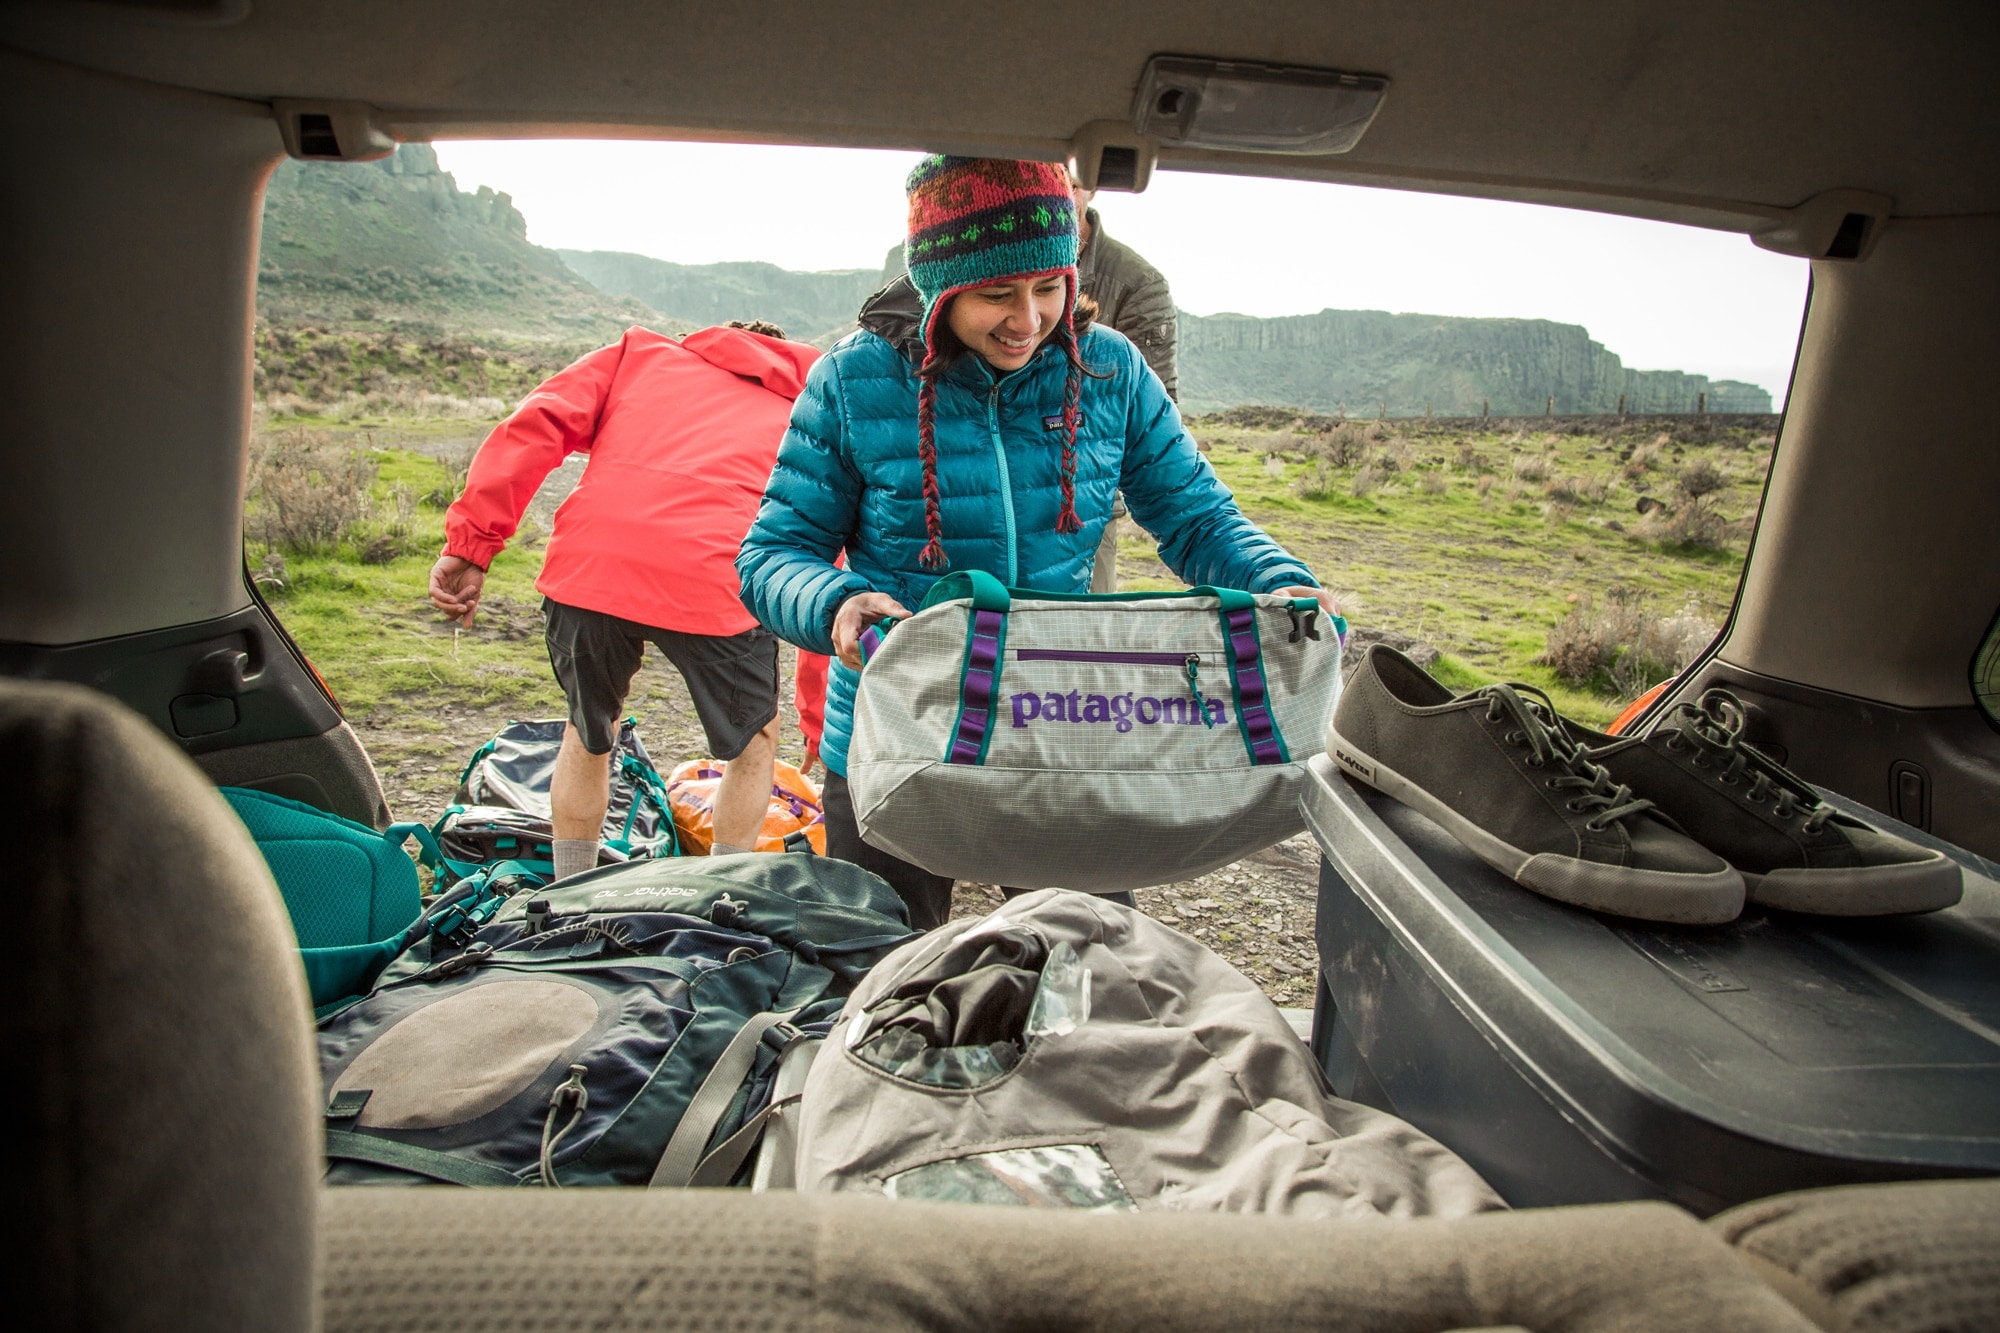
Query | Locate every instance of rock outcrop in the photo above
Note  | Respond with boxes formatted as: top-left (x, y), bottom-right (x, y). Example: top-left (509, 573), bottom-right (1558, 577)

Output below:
top-left (1178, 308), bottom-right (1771, 416)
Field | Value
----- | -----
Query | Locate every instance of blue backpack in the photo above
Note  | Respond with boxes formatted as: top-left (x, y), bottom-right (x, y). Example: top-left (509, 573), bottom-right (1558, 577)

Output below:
top-left (317, 853), bottom-right (915, 1188)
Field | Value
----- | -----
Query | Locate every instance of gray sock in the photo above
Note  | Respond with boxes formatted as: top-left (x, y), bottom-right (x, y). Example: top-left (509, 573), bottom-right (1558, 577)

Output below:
top-left (552, 839), bottom-right (599, 881)
top-left (710, 842), bottom-right (754, 857)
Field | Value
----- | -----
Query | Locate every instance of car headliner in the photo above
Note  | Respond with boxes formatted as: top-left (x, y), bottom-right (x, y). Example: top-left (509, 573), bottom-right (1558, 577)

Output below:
top-left (5, 0), bottom-right (1998, 230)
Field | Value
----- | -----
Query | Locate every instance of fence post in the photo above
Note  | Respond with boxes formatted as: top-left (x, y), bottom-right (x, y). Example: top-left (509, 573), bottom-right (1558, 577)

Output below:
top-left (1545, 395), bottom-right (1554, 417)
top-left (1697, 391), bottom-right (1706, 415)
top-left (1482, 398), bottom-right (1490, 422)
top-left (1425, 401), bottom-right (1432, 420)
top-left (1617, 392), bottom-right (1627, 418)
top-left (1377, 401), bottom-right (1386, 421)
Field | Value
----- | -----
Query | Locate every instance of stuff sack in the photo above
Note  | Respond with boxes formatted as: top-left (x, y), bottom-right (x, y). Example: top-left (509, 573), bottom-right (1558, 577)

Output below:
top-left (432, 717), bottom-right (677, 883)
top-left (795, 890), bottom-right (1502, 1220)
top-left (318, 853), bottom-right (915, 1188)
top-left (666, 757), bottom-right (829, 855)
top-left (221, 786), bottom-right (436, 1012)
top-left (847, 571), bottom-right (1344, 891)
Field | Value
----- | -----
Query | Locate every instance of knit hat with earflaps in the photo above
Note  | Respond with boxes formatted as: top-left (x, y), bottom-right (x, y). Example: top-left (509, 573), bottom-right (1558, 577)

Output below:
top-left (904, 155), bottom-right (1084, 570)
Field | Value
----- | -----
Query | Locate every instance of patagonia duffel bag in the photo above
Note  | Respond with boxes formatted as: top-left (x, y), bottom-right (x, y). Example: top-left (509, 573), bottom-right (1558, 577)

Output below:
top-left (847, 571), bottom-right (1345, 891)
top-left (794, 890), bottom-right (1502, 1218)
top-left (318, 852), bottom-right (915, 1188)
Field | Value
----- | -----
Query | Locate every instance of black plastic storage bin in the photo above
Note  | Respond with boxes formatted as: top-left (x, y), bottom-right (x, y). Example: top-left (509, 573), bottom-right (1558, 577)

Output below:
top-left (1301, 754), bottom-right (2000, 1215)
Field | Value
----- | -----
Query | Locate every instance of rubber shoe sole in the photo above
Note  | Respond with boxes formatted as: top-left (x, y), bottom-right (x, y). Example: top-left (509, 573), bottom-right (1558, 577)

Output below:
top-left (1329, 729), bottom-right (1746, 926)
top-left (1746, 854), bottom-right (1963, 916)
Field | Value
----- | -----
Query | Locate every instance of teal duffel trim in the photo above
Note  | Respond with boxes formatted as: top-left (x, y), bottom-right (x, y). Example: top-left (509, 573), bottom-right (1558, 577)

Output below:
top-left (324, 1129), bottom-right (524, 1188)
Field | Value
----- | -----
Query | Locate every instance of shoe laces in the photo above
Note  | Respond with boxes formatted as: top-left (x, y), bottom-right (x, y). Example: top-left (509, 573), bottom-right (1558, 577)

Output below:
top-left (1477, 683), bottom-right (1655, 832)
top-left (1652, 688), bottom-right (1831, 831)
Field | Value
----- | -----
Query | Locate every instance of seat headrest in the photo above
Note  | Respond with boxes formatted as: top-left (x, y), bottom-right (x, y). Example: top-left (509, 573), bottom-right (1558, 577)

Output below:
top-left (0, 680), bottom-right (318, 1330)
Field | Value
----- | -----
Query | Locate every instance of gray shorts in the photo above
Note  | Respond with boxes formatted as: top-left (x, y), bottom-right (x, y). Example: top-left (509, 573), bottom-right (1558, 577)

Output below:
top-left (542, 598), bottom-right (779, 758)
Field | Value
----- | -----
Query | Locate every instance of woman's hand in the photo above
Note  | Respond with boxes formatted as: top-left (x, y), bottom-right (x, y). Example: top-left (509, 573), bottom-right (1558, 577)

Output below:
top-left (832, 591), bottom-right (913, 670)
top-left (1273, 585), bottom-right (1340, 617)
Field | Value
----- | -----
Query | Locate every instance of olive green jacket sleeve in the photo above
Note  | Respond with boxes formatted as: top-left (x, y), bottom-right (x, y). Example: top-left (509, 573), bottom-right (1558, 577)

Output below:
top-left (1077, 210), bottom-right (1179, 399)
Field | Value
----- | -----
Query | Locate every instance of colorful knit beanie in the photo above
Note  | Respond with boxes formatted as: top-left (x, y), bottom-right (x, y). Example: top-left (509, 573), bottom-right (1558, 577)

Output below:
top-left (904, 155), bottom-right (1084, 570)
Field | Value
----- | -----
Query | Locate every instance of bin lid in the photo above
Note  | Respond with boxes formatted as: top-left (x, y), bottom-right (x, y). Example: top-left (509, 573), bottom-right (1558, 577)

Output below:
top-left (1303, 756), bottom-right (2000, 1193)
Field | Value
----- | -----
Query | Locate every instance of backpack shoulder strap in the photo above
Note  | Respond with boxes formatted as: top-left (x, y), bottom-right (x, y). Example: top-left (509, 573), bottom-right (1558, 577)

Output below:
top-left (647, 1007), bottom-right (802, 1188)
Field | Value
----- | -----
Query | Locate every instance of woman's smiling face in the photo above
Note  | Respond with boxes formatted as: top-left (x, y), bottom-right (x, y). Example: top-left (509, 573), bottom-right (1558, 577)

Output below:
top-left (944, 273), bottom-right (1068, 372)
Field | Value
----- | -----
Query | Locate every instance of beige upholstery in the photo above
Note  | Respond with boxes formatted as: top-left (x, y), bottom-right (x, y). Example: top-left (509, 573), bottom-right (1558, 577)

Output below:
top-left (321, 1187), bottom-right (1812, 1332)
top-left (1712, 1180), bottom-right (2000, 1333)
top-left (1, 680), bottom-right (321, 1329)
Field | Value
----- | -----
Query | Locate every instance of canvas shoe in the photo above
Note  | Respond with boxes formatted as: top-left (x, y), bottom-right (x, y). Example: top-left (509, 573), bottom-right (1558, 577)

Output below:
top-left (1568, 689), bottom-right (1963, 916)
top-left (1328, 646), bottom-right (1744, 925)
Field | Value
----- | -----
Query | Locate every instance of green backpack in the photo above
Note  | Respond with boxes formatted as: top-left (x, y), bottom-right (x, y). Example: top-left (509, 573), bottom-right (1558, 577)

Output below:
top-left (221, 787), bottom-right (442, 1013)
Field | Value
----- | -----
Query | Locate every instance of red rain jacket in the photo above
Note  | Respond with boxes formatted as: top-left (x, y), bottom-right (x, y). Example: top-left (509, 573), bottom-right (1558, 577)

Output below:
top-left (444, 325), bottom-right (818, 635)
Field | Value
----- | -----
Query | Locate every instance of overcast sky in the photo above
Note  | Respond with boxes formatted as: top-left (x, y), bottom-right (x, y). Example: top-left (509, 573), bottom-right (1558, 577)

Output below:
top-left (434, 140), bottom-right (1809, 404)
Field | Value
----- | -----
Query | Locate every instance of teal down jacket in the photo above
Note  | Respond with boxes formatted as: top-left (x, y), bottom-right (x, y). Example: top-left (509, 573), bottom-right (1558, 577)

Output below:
top-left (736, 288), bottom-right (1317, 777)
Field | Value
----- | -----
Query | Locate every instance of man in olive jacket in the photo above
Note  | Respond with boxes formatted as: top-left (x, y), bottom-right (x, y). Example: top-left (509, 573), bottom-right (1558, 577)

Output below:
top-left (878, 183), bottom-right (1179, 590)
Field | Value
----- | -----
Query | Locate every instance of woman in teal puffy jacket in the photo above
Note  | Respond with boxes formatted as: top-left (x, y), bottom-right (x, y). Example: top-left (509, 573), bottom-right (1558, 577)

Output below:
top-left (737, 156), bottom-right (1331, 927)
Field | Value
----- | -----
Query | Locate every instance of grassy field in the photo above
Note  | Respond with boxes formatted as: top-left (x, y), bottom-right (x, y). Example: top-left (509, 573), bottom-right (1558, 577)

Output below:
top-left (253, 409), bottom-right (1767, 808)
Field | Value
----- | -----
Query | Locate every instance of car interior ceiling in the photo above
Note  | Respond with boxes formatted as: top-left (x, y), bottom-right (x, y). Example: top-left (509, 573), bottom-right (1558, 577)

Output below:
top-left (3, 4), bottom-right (1998, 1327)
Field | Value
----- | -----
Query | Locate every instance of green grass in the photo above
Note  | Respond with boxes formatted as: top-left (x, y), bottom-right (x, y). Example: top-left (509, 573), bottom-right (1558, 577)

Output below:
top-left (262, 420), bottom-right (1765, 736)
top-left (251, 448), bottom-right (566, 724)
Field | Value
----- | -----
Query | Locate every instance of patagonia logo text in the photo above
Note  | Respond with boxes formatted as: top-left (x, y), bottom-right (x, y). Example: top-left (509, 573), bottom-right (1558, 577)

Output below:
top-left (1041, 413), bottom-right (1085, 431)
top-left (1010, 691), bottom-right (1227, 732)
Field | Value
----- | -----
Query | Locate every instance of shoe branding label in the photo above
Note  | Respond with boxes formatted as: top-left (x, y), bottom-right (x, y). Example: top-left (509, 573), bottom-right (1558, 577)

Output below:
top-left (1333, 746), bottom-right (1375, 782)
top-left (1008, 690), bottom-right (1228, 732)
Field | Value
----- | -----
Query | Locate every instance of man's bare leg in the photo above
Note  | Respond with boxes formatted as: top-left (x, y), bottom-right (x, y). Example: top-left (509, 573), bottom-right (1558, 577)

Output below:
top-left (711, 715), bottom-right (781, 853)
top-left (551, 723), bottom-right (612, 878)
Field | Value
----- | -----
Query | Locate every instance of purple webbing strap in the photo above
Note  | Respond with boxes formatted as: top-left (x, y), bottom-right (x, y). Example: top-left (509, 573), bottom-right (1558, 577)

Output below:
top-left (858, 622), bottom-right (887, 663)
top-left (947, 609), bottom-right (1005, 764)
top-left (1227, 608), bottom-right (1285, 766)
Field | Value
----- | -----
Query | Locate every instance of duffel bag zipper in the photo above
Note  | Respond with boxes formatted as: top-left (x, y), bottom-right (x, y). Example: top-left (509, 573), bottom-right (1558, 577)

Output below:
top-left (1011, 650), bottom-right (1217, 728)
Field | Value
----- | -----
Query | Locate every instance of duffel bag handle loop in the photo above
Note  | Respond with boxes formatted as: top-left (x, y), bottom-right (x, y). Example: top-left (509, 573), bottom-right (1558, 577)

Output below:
top-left (921, 568), bottom-right (1011, 612)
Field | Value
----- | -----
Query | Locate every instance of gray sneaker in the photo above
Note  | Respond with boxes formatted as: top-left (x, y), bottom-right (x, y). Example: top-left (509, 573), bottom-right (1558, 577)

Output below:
top-left (1328, 647), bottom-right (1745, 925)
top-left (1568, 689), bottom-right (1963, 917)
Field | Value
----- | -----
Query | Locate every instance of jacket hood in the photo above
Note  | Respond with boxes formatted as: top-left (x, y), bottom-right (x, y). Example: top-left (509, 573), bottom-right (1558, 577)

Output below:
top-left (857, 275), bottom-right (926, 365)
top-left (679, 324), bottom-right (819, 399)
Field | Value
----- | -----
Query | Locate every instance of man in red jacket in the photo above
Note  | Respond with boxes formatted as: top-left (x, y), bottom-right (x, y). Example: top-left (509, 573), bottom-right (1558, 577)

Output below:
top-left (429, 320), bottom-right (818, 879)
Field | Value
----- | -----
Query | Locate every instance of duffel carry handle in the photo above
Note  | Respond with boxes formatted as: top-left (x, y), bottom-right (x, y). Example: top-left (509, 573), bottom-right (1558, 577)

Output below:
top-left (921, 568), bottom-right (1011, 612)
top-left (857, 615), bottom-right (901, 666)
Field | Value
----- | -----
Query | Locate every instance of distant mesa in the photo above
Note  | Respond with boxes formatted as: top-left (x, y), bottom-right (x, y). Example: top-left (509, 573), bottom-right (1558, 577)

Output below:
top-left (259, 145), bottom-right (1772, 415)
top-left (1176, 308), bottom-right (1771, 416)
